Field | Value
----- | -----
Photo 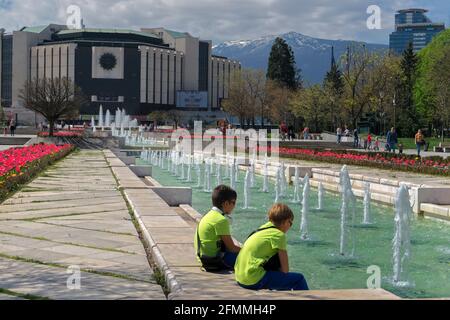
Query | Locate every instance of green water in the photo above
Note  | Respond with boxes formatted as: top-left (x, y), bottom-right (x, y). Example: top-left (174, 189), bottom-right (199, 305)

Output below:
top-left (140, 158), bottom-right (450, 298)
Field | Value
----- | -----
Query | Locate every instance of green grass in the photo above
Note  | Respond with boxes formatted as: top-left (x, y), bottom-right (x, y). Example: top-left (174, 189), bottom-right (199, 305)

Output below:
top-left (0, 288), bottom-right (50, 300)
top-left (397, 137), bottom-right (444, 150)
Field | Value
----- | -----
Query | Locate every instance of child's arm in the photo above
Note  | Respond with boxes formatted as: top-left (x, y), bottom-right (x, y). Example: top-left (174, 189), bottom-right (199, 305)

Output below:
top-left (221, 235), bottom-right (241, 253)
top-left (278, 250), bottom-right (289, 273)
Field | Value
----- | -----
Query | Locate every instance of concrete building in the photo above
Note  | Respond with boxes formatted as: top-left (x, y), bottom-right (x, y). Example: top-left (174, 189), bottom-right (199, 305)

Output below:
top-left (0, 24), bottom-right (240, 125)
top-left (389, 8), bottom-right (445, 54)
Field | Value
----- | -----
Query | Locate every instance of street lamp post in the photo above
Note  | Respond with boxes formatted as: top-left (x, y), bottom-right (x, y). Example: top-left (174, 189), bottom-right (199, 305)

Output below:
top-left (393, 93), bottom-right (396, 129)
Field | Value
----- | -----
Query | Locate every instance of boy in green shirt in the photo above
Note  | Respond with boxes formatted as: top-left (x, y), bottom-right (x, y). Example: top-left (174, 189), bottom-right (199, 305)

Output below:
top-left (235, 203), bottom-right (309, 290)
top-left (195, 185), bottom-right (241, 271)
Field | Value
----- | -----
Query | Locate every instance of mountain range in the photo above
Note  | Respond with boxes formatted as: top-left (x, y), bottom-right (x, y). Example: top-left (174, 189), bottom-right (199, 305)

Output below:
top-left (212, 31), bottom-right (389, 85)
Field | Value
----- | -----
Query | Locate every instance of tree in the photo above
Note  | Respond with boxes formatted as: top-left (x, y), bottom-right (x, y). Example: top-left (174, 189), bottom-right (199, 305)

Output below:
top-left (19, 77), bottom-right (86, 136)
top-left (366, 54), bottom-right (402, 135)
top-left (265, 82), bottom-right (293, 125)
top-left (397, 42), bottom-right (419, 136)
top-left (415, 29), bottom-right (450, 140)
top-left (267, 37), bottom-right (301, 90)
top-left (289, 85), bottom-right (327, 132)
top-left (323, 56), bottom-right (345, 131)
top-left (222, 68), bottom-right (265, 128)
top-left (148, 110), bottom-right (169, 128)
top-left (166, 110), bottom-right (182, 129)
top-left (340, 45), bottom-right (376, 129)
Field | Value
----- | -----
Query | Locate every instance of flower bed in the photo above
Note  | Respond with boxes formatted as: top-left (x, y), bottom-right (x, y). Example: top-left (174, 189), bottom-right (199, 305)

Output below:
top-left (37, 131), bottom-right (83, 137)
top-left (257, 146), bottom-right (450, 176)
top-left (0, 143), bottom-right (74, 201)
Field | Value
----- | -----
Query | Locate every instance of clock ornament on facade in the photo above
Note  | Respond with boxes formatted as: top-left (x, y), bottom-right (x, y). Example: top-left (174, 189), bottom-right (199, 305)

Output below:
top-left (99, 53), bottom-right (117, 70)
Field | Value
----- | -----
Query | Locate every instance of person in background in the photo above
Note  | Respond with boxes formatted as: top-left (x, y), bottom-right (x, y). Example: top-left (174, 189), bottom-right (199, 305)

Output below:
top-left (336, 127), bottom-right (342, 144)
top-left (280, 122), bottom-right (288, 141)
top-left (367, 133), bottom-right (372, 150)
top-left (9, 118), bottom-right (16, 136)
top-left (353, 128), bottom-right (359, 148)
top-left (374, 136), bottom-right (380, 151)
top-left (386, 127), bottom-right (398, 153)
top-left (415, 129), bottom-right (425, 157)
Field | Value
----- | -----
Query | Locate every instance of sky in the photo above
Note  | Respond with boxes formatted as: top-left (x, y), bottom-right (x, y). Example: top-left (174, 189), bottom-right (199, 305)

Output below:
top-left (0, 0), bottom-right (449, 44)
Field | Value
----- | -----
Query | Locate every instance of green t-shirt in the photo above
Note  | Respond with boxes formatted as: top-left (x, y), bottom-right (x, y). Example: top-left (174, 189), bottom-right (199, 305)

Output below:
top-left (194, 209), bottom-right (231, 260)
top-left (234, 221), bottom-right (287, 286)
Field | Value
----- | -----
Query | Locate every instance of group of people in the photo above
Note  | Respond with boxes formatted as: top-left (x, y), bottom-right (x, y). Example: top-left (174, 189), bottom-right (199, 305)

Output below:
top-left (195, 185), bottom-right (309, 291)
top-left (2, 118), bottom-right (16, 136)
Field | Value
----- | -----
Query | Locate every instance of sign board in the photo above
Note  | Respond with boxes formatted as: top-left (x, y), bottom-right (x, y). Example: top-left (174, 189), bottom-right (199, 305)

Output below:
top-left (176, 91), bottom-right (208, 108)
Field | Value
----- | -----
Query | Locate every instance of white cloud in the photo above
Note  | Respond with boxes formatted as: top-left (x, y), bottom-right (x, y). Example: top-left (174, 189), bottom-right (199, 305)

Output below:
top-left (0, 0), bottom-right (446, 44)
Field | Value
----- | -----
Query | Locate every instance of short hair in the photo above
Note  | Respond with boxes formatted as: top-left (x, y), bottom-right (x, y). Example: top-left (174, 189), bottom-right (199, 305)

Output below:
top-left (268, 203), bottom-right (294, 226)
top-left (212, 185), bottom-right (237, 210)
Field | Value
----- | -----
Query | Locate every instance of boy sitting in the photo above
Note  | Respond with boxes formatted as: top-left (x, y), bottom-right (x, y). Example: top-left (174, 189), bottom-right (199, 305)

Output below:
top-left (195, 185), bottom-right (241, 271)
top-left (235, 203), bottom-right (309, 290)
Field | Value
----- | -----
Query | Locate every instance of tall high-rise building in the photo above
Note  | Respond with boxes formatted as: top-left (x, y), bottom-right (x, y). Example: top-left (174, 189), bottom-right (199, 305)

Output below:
top-left (389, 8), bottom-right (445, 54)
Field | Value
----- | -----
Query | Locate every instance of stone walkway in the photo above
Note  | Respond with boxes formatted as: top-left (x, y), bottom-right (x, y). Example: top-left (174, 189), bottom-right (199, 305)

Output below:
top-left (0, 150), bottom-right (165, 300)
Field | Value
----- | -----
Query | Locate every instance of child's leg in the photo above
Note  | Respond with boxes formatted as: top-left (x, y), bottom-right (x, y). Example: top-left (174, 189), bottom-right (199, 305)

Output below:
top-left (259, 271), bottom-right (309, 290)
top-left (222, 251), bottom-right (238, 269)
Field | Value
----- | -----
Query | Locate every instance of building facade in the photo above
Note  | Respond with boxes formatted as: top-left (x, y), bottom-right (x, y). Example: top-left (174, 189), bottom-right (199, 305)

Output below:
top-left (389, 8), bottom-right (445, 54)
top-left (0, 24), bottom-right (240, 124)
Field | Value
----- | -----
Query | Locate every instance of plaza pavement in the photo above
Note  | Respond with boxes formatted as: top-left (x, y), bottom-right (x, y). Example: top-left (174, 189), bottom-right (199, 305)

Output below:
top-left (0, 150), bottom-right (165, 300)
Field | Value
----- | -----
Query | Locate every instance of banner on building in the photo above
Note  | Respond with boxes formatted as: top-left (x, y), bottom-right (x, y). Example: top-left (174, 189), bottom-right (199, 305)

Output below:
top-left (176, 91), bottom-right (208, 108)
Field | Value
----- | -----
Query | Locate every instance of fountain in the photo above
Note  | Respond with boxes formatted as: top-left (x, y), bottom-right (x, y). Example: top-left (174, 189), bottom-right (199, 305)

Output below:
top-left (204, 159), bottom-right (212, 192)
top-left (243, 168), bottom-right (251, 209)
top-left (91, 116), bottom-right (95, 129)
top-left (274, 166), bottom-right (281, 203)
top-left (317, 182), bottom-right (324, 210)
top-left (363, 182), bottom-right (372, 224)
top-left (262, 157), bottom-right (269, 193)
top-left (250, 159), bottom-right (255, 188)
top-left (339, 165), bottom-right (356, 256)
top-left (293, 167), bottom-right (301, 203)
top-left (186, 156), bottom-right (192, 182)
top-left (180, 156), bottom-right (185, 180)
top-left (392, 184), bottom-right (413, 286)
top-left (230, 159), bottom-right (236, 189)
top-left (105, 109), bottom-right (111, 128)
top-left (98, 105), bottom-right (104, 128)
top-left (216, 160), bottom-right (222, 186)
top-left (280, 162), bottom-right (287, 198)
top-left (300, 174), bottom-right (311, 240)
top-left (135, 148), bottom-right (450, 298)
top-left (196, 162), bottom-right (202, 188)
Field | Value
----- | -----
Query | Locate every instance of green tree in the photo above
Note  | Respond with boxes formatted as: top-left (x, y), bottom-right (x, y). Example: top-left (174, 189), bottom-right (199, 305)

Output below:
top-left (289, 85), bottom-right (327, 132)
top-left (323, 56), bottom-right (344, 131)
top-left (415, 29), bottom-right (450, 141)
top-left (267, 37), bottom-right (301, 90)
top-left (396, 42), bottom-right (419, 137)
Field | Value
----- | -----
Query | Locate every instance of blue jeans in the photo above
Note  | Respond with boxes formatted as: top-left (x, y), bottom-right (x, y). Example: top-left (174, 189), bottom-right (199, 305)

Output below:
top-left (222, 251), bottom-right (238, 269)
top-left (416, 143), bottom-right (421, 156)
top-left (238, 271), bottom-right (309, 291)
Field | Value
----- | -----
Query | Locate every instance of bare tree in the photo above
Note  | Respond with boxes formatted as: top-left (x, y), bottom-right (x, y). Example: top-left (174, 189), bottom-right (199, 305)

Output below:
top-left (19, 77), bottom-right (86, 136)
top-left (340, 45), bottom-right (377, 128)
top-left (222, 69), bottom-right (252, 128)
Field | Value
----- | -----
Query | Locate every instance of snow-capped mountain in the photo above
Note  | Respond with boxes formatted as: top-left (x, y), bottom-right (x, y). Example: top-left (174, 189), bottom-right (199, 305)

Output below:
top-left (212, 31), bottom-right (388, 85)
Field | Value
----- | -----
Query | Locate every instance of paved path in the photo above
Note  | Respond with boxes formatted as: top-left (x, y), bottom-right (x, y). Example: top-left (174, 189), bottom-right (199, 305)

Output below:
top-left (0, 150), bottom-right (165, 300)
